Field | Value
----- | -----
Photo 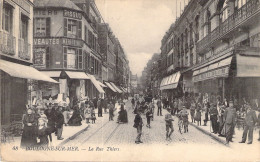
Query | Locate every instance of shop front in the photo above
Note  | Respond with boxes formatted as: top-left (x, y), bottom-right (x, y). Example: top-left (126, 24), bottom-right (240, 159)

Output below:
top-left (86, 74), bottom-right (105, 99)
top-left (160, 71), bottom-right (182, 99)
top-left (192, 53), bottom-right (260, 105)
top-left (0, 59), bottom-right (58, 125)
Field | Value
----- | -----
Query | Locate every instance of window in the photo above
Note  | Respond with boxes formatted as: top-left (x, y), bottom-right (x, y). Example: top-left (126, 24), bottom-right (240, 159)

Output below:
top-left (2, 4), bottom-right (13, 33)
top-left (235, 0), bottom-right (247, 9)
top-left (84, 26), bottom-right (88, 42)
top-left (68, 19), bottom-right (77, 38)
top-left (64, 48), bottom-right (76, 69)
top-left (78, 49), bottom-right (83, 69)
top-left (34, 18), bottom-right (51, 36)
top-left (21, 15), bottom-right (29, 41)
top-left (220, 1), bottom-right (228, 22)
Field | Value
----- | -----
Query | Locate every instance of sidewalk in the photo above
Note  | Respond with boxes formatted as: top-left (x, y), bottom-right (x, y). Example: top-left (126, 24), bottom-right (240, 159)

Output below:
top-left (187, 110), bottom-right (260, 147)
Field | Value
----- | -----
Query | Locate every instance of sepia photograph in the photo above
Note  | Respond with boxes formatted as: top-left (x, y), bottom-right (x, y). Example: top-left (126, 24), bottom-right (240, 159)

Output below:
top-left (0, 0), bottom-right (260, 161)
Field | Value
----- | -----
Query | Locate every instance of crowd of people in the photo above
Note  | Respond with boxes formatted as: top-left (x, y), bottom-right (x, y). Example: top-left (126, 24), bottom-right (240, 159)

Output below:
top-left (20, 96), bottom-right (128, 149)
top-left (132, 93), bottom-right (260, 145)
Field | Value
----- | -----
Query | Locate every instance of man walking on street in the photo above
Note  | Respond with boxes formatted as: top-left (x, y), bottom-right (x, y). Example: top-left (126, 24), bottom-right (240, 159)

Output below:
top-left (239, 104), bottom-right (257, 144)
top-left (157, 98), bottom-right (162, 116)
top-left (165, 107), bottom-right (174, 141)
top-left (134, 109), bottom-right (143, 144)
top-left (97, 98), bottom-right (102, 117)
top-left (223, 102), bottom-right (236, 145)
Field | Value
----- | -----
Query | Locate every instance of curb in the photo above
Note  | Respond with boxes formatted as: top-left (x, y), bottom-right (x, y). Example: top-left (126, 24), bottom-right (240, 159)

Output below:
top-left (189, 122), bottom-right (229, 147)
top-left (58, 124), bottom-right (90, 146)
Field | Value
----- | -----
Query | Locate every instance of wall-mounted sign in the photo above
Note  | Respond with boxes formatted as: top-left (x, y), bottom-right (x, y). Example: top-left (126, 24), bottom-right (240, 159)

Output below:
top-left (34, 48), bottom-right (46, 68)
top-left (62, 38), bottom-right (83, 47)
top-left (193, 66), bottom-right (229, 82)
top-left (34, 38), bottom-right (60, 45)
top-left (64, 10), bottom-right (82, 20)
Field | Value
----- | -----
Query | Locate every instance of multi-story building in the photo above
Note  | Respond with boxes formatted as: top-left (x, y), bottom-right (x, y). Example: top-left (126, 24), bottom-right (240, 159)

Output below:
top-left (33, 0), bottom-right (105, 103)
top-left (159, 0), bottom-right (260, 104)
top-left (0, 0), bottom-right (57, 125)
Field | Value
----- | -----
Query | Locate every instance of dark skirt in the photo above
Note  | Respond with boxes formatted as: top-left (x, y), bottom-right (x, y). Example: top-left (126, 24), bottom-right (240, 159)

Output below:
top-left (20, 126), bottom-right (37, 148)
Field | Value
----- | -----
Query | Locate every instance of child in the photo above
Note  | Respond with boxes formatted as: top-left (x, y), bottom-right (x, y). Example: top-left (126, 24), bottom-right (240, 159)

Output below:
top-left (37, 119), bottom-right (49, 148)
top-left (91, 107), bottom-right (96, 124)
top-left (38, 109), bottom-right (48, 127)
top-left (84, 106), bottom-right (91, 124)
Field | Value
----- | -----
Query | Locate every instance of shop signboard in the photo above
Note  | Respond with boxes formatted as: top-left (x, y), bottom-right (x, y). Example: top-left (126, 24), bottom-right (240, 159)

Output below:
top-left (193, 66), bottom-right (229, 82)
top-left (64, 9), bottom-right (82, 20)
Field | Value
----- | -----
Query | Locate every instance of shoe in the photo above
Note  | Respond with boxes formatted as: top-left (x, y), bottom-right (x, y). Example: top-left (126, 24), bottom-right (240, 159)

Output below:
top-left (239, 141), bottom-right (245, 143)
top-left (58, 138), bottom-right (64, 140)
top-left (224, 141), bottom-right (229, 145)
top-left (247, 142), bottom-right (252, 144)
top-left (230, 140), bottom-right (233, 142)
top-left (139, 141), bottom-right (143, 143)
top-left (135, 141), bottom-right (140, 144)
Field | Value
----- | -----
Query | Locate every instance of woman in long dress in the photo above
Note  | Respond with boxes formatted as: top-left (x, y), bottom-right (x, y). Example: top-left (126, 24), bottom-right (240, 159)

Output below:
top-left (68, 105), bottom-right (82, 126)
top-left (20, 108), bottom-right (37, 148)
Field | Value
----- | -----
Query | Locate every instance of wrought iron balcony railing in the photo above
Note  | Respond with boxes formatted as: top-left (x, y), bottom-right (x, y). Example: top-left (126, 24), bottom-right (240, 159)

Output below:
top-left (18, 38), bottom-right (31, 60)
top-left (196, 0), bottom-right (260, 54)
top-left (0, 31), bottom-right (16, 55)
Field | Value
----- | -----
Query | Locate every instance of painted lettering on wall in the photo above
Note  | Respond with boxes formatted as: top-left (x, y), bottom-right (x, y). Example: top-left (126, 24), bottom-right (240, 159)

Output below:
top-left (34, 38), bottom-right (60, 45)
top-left (64, 10), bottom-right (82, 20)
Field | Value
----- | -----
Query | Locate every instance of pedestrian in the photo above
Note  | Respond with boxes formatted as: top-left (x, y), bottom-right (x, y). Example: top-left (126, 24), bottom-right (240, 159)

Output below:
top-left (190, 100), bottom-right (196, 123)
top-left (239, 104), bottom-right (257, 144)
top-left (62, 107), bottom-right (69, 126)
top-left (169, 99), bottom-right (174, 115)
top-left (222, 102), bottom-right (236, 144)
top-left (133, 109), bottom-right (143, 144)
top-left (165, 107), bottom-right (174, 141)
top-left (131, 98), bottom-right (135, 109)
top-left (145, 103), bottom-right (152, 128)
top-left (56, 106), bottom-right (64, 140)
top-left (177, 98), bottom-right (183, 113)
top-left (38, 108), bottom-right (48, 127)
top-left (149, 102), bottom-right (155, 121)
top-left (20, 108), bottom-right (37, 148)
top-left (91, 107), bottom-right (96, 124)
top-left (195, 103), bottom-right (202, 126)
top-left (84, 105), bottom-right (91, 124)
top-left (157, 98), bottom-right (162, 116)
top-left (103, 98), bottom-right (108, 114)
top-left (36, 118), bottom-right (49, 148)
top-left (203, 102), bottom-right (210, 126)
top-left (44, 105), bottom-right (56, 143)
top-left (173, 98), bottom-right (178, 115)
top-left (108, 102), bottom-right (115, 121)
top-left (209, 103), bottom-right (218, 134)
top-left (68, 105), bottom-right (82, 126)
top-left (97, 98), bottom-right (102, 117)
top-left (117, 104), bottom-right (128, 123)
top-left (218, 104), bottom-right (226, 136)
top-left (178, 106), bottom-right (189, 133)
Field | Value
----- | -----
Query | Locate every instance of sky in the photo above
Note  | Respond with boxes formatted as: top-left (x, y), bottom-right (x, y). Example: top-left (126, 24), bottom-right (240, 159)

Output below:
top-left (95, 0), bottom-right (189, 76)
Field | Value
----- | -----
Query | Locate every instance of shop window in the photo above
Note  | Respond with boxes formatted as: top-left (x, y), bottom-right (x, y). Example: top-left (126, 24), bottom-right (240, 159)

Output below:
top-left (2, 4), bottom-right (13, 33)
top-left (34, 17), bottom-right (51, 37)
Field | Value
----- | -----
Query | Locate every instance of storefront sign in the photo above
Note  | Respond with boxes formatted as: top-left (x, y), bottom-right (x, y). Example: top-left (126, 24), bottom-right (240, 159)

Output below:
top-left (62, 38), bottom-right (83, 47)
top-left (33, 48), bottom-right (46, 68)
top-left (193, 66), bottom-right (229, 82)
top-left (34, 10), bottom-right (58, 16)
top-left (34, 38), bottom-right (60, 45)
top-left (64, 9), bottom-right (82, 20)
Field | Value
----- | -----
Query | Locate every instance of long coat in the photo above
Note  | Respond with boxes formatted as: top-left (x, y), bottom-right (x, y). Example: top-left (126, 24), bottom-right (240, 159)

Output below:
top-left (244, 109), bottom-right (257, 126)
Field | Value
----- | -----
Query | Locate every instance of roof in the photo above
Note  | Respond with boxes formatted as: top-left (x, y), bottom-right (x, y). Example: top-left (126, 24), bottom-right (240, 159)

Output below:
top-left (34, 0), bottom-right (82, 12)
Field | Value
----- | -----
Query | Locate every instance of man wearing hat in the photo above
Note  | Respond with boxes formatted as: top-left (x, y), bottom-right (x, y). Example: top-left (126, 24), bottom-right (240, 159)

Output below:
top-left (209, 103), bottom-right (219, 134)
top-left (134, 109), bottom-right (143, 144)
top-left (165, 107), bottom-right (174, 141)
top-left (223, 101), bottom-right (236, 145)
top-left (239, 104), bottom-right (257, 144)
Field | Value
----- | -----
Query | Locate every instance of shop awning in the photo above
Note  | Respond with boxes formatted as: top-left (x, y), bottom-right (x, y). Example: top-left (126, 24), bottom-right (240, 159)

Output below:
top-left (65, 71), bottom-right (90, 79)
top-left (160, 71), bottom-right (181, 90)
top-left (193, 57), bottom-right (232, 82)
top-left (97, 80), bottom-right (107, 87)
top-left (104, 82), bottom-right (117, 92)
top-left (236, 55), bottom-right (260, 77)
top-left (0, 59), bottom-right (58, 83)
top-left (87, 74), bottom-right (105, 93)
top-left (41, 71), bottom-right (61, 78)
top-left (110, 82), bottom-right (123, 93)
top-left (120, 87), bottom-right (127, 93)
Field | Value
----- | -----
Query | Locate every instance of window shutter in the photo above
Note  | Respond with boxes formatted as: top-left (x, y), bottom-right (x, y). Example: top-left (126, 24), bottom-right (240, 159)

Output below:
top-left (77, 21), bottom-right (82, 39)
top-left (64, 18), bottom-right (67, 36)
top-left (76, 48), bottom-right (78, 69)
top-left (46, 46), bottom-right (50, 68)
top-left (46, 17), bottom-right (51, 37)
top-left (63, 47), bottom-right (67, 68)
top-left (78, 49), bottom-right (83, 69)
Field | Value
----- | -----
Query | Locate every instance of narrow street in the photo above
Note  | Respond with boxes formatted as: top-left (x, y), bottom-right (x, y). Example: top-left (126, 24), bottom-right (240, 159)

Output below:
top-left (64, 100), bottom-right (225, 147)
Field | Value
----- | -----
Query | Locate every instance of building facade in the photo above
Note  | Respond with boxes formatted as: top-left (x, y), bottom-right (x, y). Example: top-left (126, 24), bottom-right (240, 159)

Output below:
top-left (158, 0), bottom-right (260, 105)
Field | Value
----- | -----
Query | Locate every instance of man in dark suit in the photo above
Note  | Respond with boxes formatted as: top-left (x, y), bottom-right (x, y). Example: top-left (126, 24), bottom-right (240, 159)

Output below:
top-left (223, 102), bottom-right (236, 144)
top-left (239, 104), bottom-right (257, 144)
top-left (56, 107), bottom-right (64, 140)
top-left (209, 103), bottom-right (218, 134)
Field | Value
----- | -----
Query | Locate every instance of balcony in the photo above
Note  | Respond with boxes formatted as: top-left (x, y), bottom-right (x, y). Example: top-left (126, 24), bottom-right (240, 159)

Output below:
top-left (18, 39), bottom-right (31, 60)
top-left (196, 0), bottom-right (260, 54)
top-left (0, 31), bottom-right (16, 55)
